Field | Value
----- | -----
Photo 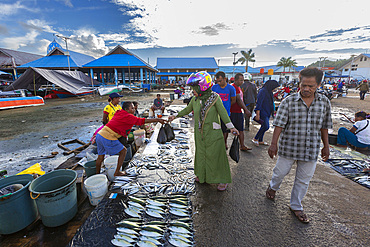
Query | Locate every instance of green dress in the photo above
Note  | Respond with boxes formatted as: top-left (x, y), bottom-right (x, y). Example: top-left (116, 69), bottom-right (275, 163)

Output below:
top-left (176, 93), bottom-right (233, 184)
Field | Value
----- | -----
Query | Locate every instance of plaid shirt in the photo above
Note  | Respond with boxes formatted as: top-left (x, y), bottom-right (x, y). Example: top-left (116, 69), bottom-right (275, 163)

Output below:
top-left (273, 92), bottom-right (332, 161)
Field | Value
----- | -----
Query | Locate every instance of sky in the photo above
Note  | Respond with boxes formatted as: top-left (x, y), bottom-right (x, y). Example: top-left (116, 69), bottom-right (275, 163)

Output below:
top-left (0, 0), bottom-right (370, 67)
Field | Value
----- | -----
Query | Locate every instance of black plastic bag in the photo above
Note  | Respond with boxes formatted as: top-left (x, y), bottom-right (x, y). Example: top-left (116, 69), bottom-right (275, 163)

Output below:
top-left (164, 123), bottom-right (175, 142)
top-left (157, 125), bottom-right (167, 144)
top-left (229, 136), bottom-right (240, 163)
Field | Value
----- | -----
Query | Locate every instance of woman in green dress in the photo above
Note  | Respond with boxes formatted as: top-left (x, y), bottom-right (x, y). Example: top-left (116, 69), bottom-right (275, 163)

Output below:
top-left (168, 71), bottom-right (239, 191)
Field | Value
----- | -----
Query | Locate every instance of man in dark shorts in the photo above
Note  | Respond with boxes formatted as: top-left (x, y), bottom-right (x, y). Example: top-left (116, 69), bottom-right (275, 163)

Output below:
top-left (231, 73), bottom-right (252, 151)
top-left (240, 72), bottom-right (257, 131)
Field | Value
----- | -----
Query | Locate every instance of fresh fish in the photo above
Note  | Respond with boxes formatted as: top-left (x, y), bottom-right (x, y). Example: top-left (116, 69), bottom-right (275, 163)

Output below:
top-left (114, 234), bottom-right (136, 243)
top-left (169, 226), bottom-right (192, 234)
top-left (173, 217), bottom-right (192, 223)
top-left (170, 232), bottom-right (193, 242)
top-left (128, 196), bottom-right (146, 206)
top-left (124, 208), bottom-right (141, 218)
top-left (169, 203), bottom-right (188, 209)
top-left (117, 227), bottom-right (139, 235)
top-left (146, 204), bottom-right (166, 211)
top-left (146, 199), bottom-right (166, 207)
top-left (139, 236), bottom-right (162, 246)
top-left (141, 224), bottom-right (164, 233)
top-left (169, 221), bottom-right (192, 230)
top-left (111, 238), bottom-right (133, 247)
top-left (170, 209), bottom-right (189, 217)
top-left (170, 199), bottom-right (188, 206)
top-left (121, 217), bottom-right (142, 223)
top-left (116, 220), bottom-right (141, 229)
top-left (139, 230), bottom-right (163, 238)
top-left (168, 237), bottom-right (193, 247)
top-left (115, 232), bottom-right (138, 239)
top-left (136, 240), bottom-right (158, 247)
top-left (128, 201), bottom-right (145, 209)
top-left (146, 221), bottom-right (167, 226)
top-left (146, 209), bottom-right (164, 219)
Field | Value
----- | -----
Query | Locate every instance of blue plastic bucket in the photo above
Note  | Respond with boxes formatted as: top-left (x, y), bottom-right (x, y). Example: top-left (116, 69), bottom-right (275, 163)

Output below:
top-left (83, 160), bottom-right (96, 178)
top-left (29, 169), bottom-right (77, 227)
top-left (0, 174), bottom-right (38, 234)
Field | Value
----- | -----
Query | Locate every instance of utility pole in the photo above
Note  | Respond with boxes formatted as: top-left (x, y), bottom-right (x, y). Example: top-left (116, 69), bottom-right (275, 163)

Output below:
top-left (232, 52), bottom-right (238, 77)
top-left (54, 34), bottom-right (71, 71)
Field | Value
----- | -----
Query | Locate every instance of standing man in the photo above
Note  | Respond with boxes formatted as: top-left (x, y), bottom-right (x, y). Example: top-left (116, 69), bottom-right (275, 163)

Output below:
top-left (265, 68), bottom-right (332, 224)
top-left (356, 80), bottom-right (369, 100)
top-left (231, 73), bottom-right (252, 151)
top-left (212, 71), bottom-right (236, 148)
top-left (240, 72), bottom-right (257, 131)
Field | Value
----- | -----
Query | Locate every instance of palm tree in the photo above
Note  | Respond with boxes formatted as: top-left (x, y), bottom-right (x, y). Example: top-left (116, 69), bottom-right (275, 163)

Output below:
top-left (236, 49), bottom-right (256, 72)
top-left (277, 57), bottom-right (297, 73)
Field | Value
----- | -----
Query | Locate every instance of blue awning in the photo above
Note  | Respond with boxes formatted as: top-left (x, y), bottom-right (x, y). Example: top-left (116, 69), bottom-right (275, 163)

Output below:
top-left (157, 72), bottom-right (216, 76)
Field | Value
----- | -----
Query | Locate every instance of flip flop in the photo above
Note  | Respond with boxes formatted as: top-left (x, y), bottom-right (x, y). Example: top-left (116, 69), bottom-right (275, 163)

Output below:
top-left (289, 207), bottom-right (310, 224)
top-left (217, 183), bottom-right (228, 191)
top-left (259, 142), bottom-right (269, 146)
top-left (265, 184), bottom-right (276, 200)
top-left (251, 139), bottom-right (259, 146)
top-left (240, 146), bottom-right (252, 151)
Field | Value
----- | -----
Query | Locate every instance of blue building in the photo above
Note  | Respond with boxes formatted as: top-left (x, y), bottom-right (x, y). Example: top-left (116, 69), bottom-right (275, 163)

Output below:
top-left (83, 45), bottom-right (157, 85)
top-left (19, 40), bottom-right (95, 71)
top-left (156, 57), bottom-right (218, 82)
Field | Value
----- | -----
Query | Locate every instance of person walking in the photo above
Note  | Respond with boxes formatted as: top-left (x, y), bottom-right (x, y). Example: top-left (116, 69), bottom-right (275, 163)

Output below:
top-left (337, 111), bottom-right (370, 149)
top-left (231, 73), bottom-right (252, 151)
top-left (96, 102), bottom-right (165, 177)
top-left (265, 67), bottom-right (332, 224)
top-left (356, 80), bottom-right (369, 100)
top-left (251, 80), bottom-right (279, 146)
top-left (103, 93), bottom-right (123, 125)
top-left (168, 71), bottom-right (239, 191)
top-left (212, 71), bottom-right (236, 149)
top-left (240, 72), bottom-right (257, 131)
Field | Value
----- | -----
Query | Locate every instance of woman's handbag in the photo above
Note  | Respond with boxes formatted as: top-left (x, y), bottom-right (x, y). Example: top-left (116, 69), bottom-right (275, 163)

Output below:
top-left (229, 136), bottom-right (240, 163)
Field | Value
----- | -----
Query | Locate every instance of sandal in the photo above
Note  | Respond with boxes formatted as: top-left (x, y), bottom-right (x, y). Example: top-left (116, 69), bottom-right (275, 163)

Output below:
top-left (240, 146), bottom-right (252, 151)
top-left (265, 184), bottom-right (276, 200)
top-left (289, 207), bottom-right (310, 223)
top-left (217, 183), bottom-right (228, 191)
top-left (259, 142), bottom-right (269, 146)
top-left (251, 139), bottom-right (259, 146)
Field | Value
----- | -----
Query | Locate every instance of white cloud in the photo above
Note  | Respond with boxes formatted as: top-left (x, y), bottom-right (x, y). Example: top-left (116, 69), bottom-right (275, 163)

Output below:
top-left (0, 1), bottom-right (39, 18)
top-left (68, 29), bottom-right (109, 57)
top-left (1, 30), bottom-right (40, 50)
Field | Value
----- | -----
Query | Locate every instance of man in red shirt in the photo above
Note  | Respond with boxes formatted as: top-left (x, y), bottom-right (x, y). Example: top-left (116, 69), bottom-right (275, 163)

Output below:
top-left (231, 73), bottom-right (252, 151)
top-left (95, 101), bottom-right (165, 177)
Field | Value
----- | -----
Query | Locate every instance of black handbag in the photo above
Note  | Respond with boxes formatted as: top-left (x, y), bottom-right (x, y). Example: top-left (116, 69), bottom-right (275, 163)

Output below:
top-left (157, 125), bottom-right (167, 144)
top-left (164, 123), bottom-right (175, 142)
top-left (229, 136), bottom-right (240, 163)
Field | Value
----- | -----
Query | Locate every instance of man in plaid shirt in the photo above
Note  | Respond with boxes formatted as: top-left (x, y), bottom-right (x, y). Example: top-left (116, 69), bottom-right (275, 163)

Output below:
top-left (266, 68), bottom-right (332, 223)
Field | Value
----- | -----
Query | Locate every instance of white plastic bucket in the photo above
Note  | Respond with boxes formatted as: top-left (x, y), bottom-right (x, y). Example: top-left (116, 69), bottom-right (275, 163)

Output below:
top-left (133, 129), bottom-right (145, 147)
top-left (84, 174), bottom-right (108, 206)
top-left (104, 155), bottom-right (119, 181)
top-left (154, 110), bottom-right (162, 118)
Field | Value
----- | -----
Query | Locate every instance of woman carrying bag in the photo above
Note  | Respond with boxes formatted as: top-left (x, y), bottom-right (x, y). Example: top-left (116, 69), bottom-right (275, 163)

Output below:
top-left (168, 71), bottom-right (239, 191)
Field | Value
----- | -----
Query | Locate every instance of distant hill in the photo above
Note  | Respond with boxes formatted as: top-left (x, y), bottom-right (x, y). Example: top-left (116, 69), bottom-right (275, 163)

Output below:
top-left (307, 58), bottom-right (351, 69)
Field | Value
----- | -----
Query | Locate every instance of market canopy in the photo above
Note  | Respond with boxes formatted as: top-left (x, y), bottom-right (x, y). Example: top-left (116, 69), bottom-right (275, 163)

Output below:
top-left (5, 67), bottom-right (100, 94)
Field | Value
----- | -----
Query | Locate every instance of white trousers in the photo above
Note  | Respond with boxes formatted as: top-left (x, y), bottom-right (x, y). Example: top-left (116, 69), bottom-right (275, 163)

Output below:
top-left (269, 156), bottom-right (317, 211)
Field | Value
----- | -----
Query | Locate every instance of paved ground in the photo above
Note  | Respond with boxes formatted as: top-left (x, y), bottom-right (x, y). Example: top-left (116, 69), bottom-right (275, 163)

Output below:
top-left (192, 120), bottom-right (370, 247)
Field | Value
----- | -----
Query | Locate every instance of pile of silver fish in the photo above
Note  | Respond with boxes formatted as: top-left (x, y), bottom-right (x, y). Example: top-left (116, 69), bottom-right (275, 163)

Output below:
top-left (328, 159), bottom-right (370, 189)
top-left (112, 194), bottom-right (194, 247)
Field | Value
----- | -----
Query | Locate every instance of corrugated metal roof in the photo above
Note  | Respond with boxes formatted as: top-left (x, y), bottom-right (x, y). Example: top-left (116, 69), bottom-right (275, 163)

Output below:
top-left (0, 48), bottom-right (43, 67)
top-left (18, 48), bottom-right (95, 68)
top-left (156, 57), bottom-right (218, 69)
top-left (217, 66), bottom-right (259, 74)
top-left (83, 53), bottom-right (157, 71)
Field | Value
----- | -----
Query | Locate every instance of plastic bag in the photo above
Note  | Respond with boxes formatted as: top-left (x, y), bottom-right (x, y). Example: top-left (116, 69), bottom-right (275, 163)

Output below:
top-left (157, 125), bottom-right (167, 144)
top-left (164, 123), bottom-right (175, 142)
top-left (229, 136), bottom-right (240, 163)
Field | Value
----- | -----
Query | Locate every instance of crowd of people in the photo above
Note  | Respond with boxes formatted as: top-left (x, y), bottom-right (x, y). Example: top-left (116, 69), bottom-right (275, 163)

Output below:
top-left (89, 68), bottom-right (368, 224)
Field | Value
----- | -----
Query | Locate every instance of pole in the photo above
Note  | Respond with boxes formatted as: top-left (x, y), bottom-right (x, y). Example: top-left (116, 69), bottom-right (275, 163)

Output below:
top-left (128, 61), bottom-right (131, 85)
top-left (232, 52), bottom-right (238, 77)
top-left (55, 34), bottom-right (71, 71)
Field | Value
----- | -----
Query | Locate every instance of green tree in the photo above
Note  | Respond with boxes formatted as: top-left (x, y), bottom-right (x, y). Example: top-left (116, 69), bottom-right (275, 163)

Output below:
top-left (236, 49), bottom-right (256, 72)
top-left (277, 57), bottom-right (297, 72)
